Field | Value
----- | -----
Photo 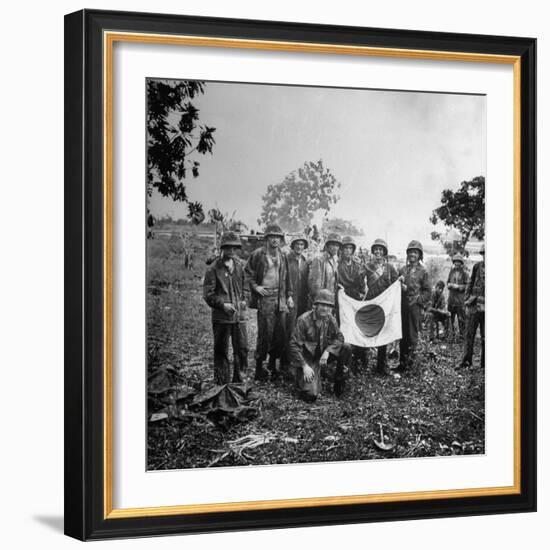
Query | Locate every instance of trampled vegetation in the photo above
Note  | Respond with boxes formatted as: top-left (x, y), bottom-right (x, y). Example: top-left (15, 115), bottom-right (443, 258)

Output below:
top-left (147, 241), bottom-right (485, 471)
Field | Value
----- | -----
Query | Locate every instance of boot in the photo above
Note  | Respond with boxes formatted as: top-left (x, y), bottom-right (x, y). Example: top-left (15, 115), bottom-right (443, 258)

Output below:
top-left (254, 360), bottom-right (269, 382)
top-left (394, 355), bottom-right (408, 373)
top-left (333, 365), bottom-right (348, 397)
top-left (333, 378), bottom-right (345, 397)
top-left (374, 359), bottom-right (387, 376)
top-left (268, 355), bottom-right (280, 381)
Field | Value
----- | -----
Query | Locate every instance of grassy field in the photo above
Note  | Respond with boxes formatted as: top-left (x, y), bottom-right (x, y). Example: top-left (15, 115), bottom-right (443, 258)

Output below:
top-left (147, 242), bottom-right (485, 470)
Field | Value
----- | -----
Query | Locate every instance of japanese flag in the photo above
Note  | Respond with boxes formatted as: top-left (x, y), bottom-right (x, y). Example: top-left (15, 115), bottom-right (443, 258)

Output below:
top-left (338, 282), bottom-right (402, 347)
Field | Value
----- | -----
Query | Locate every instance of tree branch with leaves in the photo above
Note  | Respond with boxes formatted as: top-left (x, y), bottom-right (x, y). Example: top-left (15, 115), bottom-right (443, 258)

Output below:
top-left (147, 79), bottom-right (216, 223)
top-left (429, 176), bottom-right (485, 257)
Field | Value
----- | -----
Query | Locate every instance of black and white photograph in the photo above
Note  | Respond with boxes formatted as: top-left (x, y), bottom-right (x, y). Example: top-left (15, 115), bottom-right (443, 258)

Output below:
top-left (146, 78), bottom-right (486, 470)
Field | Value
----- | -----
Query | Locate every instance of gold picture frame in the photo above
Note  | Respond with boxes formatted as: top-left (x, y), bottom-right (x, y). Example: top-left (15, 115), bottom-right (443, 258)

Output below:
top-left (65, 9), bottom-right (536, 540)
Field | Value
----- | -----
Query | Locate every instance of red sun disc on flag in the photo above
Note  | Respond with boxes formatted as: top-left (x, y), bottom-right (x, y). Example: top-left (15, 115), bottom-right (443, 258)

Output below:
top-left (355, 304), bottom-right (385, 337)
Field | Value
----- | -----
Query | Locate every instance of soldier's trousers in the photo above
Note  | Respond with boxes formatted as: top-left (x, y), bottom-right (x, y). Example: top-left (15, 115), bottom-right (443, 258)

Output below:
top-left (462, 308), bottom-right (485, 368)
top-left (400, 302), bottom-right (423, 367)
top-left (255, 295), bottom-right (287, 368)
top-left (294, 343), bottom-right (352, 401)
top-left (212, 322), bottom-right (248, 384)
top-left (376, 345), bottom-right (387, 371)
top-left (448, 305), bottom-right (466, 339)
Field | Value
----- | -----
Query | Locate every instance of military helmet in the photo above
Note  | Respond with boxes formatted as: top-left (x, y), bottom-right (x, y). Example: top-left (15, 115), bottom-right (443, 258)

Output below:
top-left (371, 238), bottom-right (388, 256)
top-left (290, 234), bottom-right (309, 249)
top-left (406, 239), bottom-right (424, 260)
top-left (480, 243), bottom-right (485, 255)
top-left (219, 231), bottom-right (242, 248)
top-left (314, 289), bottom-right (335, 307)
top-left (341, 235), bottom-right (357, 253)
top-left (264, 224), bottom-right (285, 240)
top-left (324, 232), bottom-right (342, 249)
top-left (452, 253), bottom-right (464, 264)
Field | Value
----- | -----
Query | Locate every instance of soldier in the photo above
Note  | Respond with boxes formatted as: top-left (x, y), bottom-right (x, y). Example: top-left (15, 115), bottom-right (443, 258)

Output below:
top-left (338, 235), bottom-right (367, 370)
top-left (447, 253), bottom-right (469, 341)
top-left (459, 244), bottom-right (485, 369)
top-left (308, 233), bottom-right (342, 308)
top-left (426, 280), bottom-right (450, 341)
top-left (398, 240), bottom-right (431, 371)
top-left (365, 238), bottom-right (399, 374)
top-left (288, 290), bottom-right (352, 402)
top-left (285, 235), bottom-right (310, 355)
top-left (202, 232), bottom-right (249, 384)
top-left (245, 224), bottom-right (294, 381)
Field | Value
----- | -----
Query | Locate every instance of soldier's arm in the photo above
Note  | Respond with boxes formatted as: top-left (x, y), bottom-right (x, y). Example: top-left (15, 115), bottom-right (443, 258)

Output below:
top-left (446, 269), bottom-right (453, 289)
top-left (284, 254), bottom-right (294, 299)
top-left (355, 263), bottom-right (367, 294)
top-left (325, 316), bottom-right (345, 356)
top-left (389, 264), bottom-right (399, 285)
top-left (203, 268), bottom-right (224, 310)
top-left (464, 264), bottom-right (476, 301)
top-left (245, 250), bottom-right (260, 293)
top-left (307, 257), bottom-right (321, 300)
top-left (240, 263), bottom-right (250, 303)
top-left (419, 270), bottom-right (431, 307)
top-left (457, 269), bottom-right (468, 292)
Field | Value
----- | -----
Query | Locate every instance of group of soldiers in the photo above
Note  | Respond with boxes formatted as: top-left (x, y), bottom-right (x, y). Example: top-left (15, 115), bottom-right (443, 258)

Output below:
top-left (202, 223), bottom-right (486, 403)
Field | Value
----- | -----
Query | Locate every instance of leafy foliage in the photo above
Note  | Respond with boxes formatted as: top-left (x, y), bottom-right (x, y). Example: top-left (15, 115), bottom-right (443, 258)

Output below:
top-left (258, 160), bottom-right (341, 233)
top-left (207, 208), bottom-right (248, 247)
top-left (147, 79), bottom-right (216, 221)
top-left (430, 176), bottom-right (485, 256)
top-left (322, 217), bottom-right (364, 237)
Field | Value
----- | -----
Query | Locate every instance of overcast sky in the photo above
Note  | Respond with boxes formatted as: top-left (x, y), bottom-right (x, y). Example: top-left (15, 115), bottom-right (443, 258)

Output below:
top-left (148, 80), bottom-right (485, 254)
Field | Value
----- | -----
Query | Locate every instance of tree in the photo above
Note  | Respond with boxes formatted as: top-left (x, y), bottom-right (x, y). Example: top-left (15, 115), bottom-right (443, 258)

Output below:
top-left (147, 79), bottom-right (216, 222)
top-left (322, 217), bottom-right (364, 237)
top-left (258, 160), bottom-right (341, 233)
top-left (429, 176), bottom-right (485, 257)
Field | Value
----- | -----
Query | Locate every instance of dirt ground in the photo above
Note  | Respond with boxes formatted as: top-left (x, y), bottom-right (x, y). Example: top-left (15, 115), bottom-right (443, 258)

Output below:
top-left (146, 244), bottom-right (485, 471)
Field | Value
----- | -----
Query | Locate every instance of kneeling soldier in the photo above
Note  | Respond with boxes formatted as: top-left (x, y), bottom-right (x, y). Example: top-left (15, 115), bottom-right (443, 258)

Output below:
top-left (203, 232), bottom-right (249, 384)
top-left (289, 290), bottom-right (351, 402)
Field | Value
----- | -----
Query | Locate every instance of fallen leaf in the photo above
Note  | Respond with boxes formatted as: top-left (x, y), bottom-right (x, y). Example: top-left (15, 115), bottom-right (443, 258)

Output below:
top-left (150, 412), bottom-right (168, 422)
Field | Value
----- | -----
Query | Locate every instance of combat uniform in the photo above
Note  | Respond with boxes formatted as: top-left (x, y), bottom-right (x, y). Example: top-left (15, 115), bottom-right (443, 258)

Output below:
top-left (203, 256), bottom-right (249, 384)
top-left (399, 260), bottom-right (431, 369)
top-left (461, 258), bottom-right (485, 368)
top-left (447, 261), bottom-right (469, 340)
top-left (286, 248), bottom-right (309, 329)
top-left (288, 308), bottom-right (351, 402)
top-left (246, 246), bottom-right (293, 379)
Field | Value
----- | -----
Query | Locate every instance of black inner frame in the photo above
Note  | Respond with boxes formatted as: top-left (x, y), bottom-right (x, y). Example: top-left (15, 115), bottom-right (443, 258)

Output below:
top-left (64, 9), bottom-right (536, 541)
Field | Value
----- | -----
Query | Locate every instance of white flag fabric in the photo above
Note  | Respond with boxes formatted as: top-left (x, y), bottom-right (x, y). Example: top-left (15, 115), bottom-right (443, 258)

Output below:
top-left (338, 282), bottom-right (402, 347)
